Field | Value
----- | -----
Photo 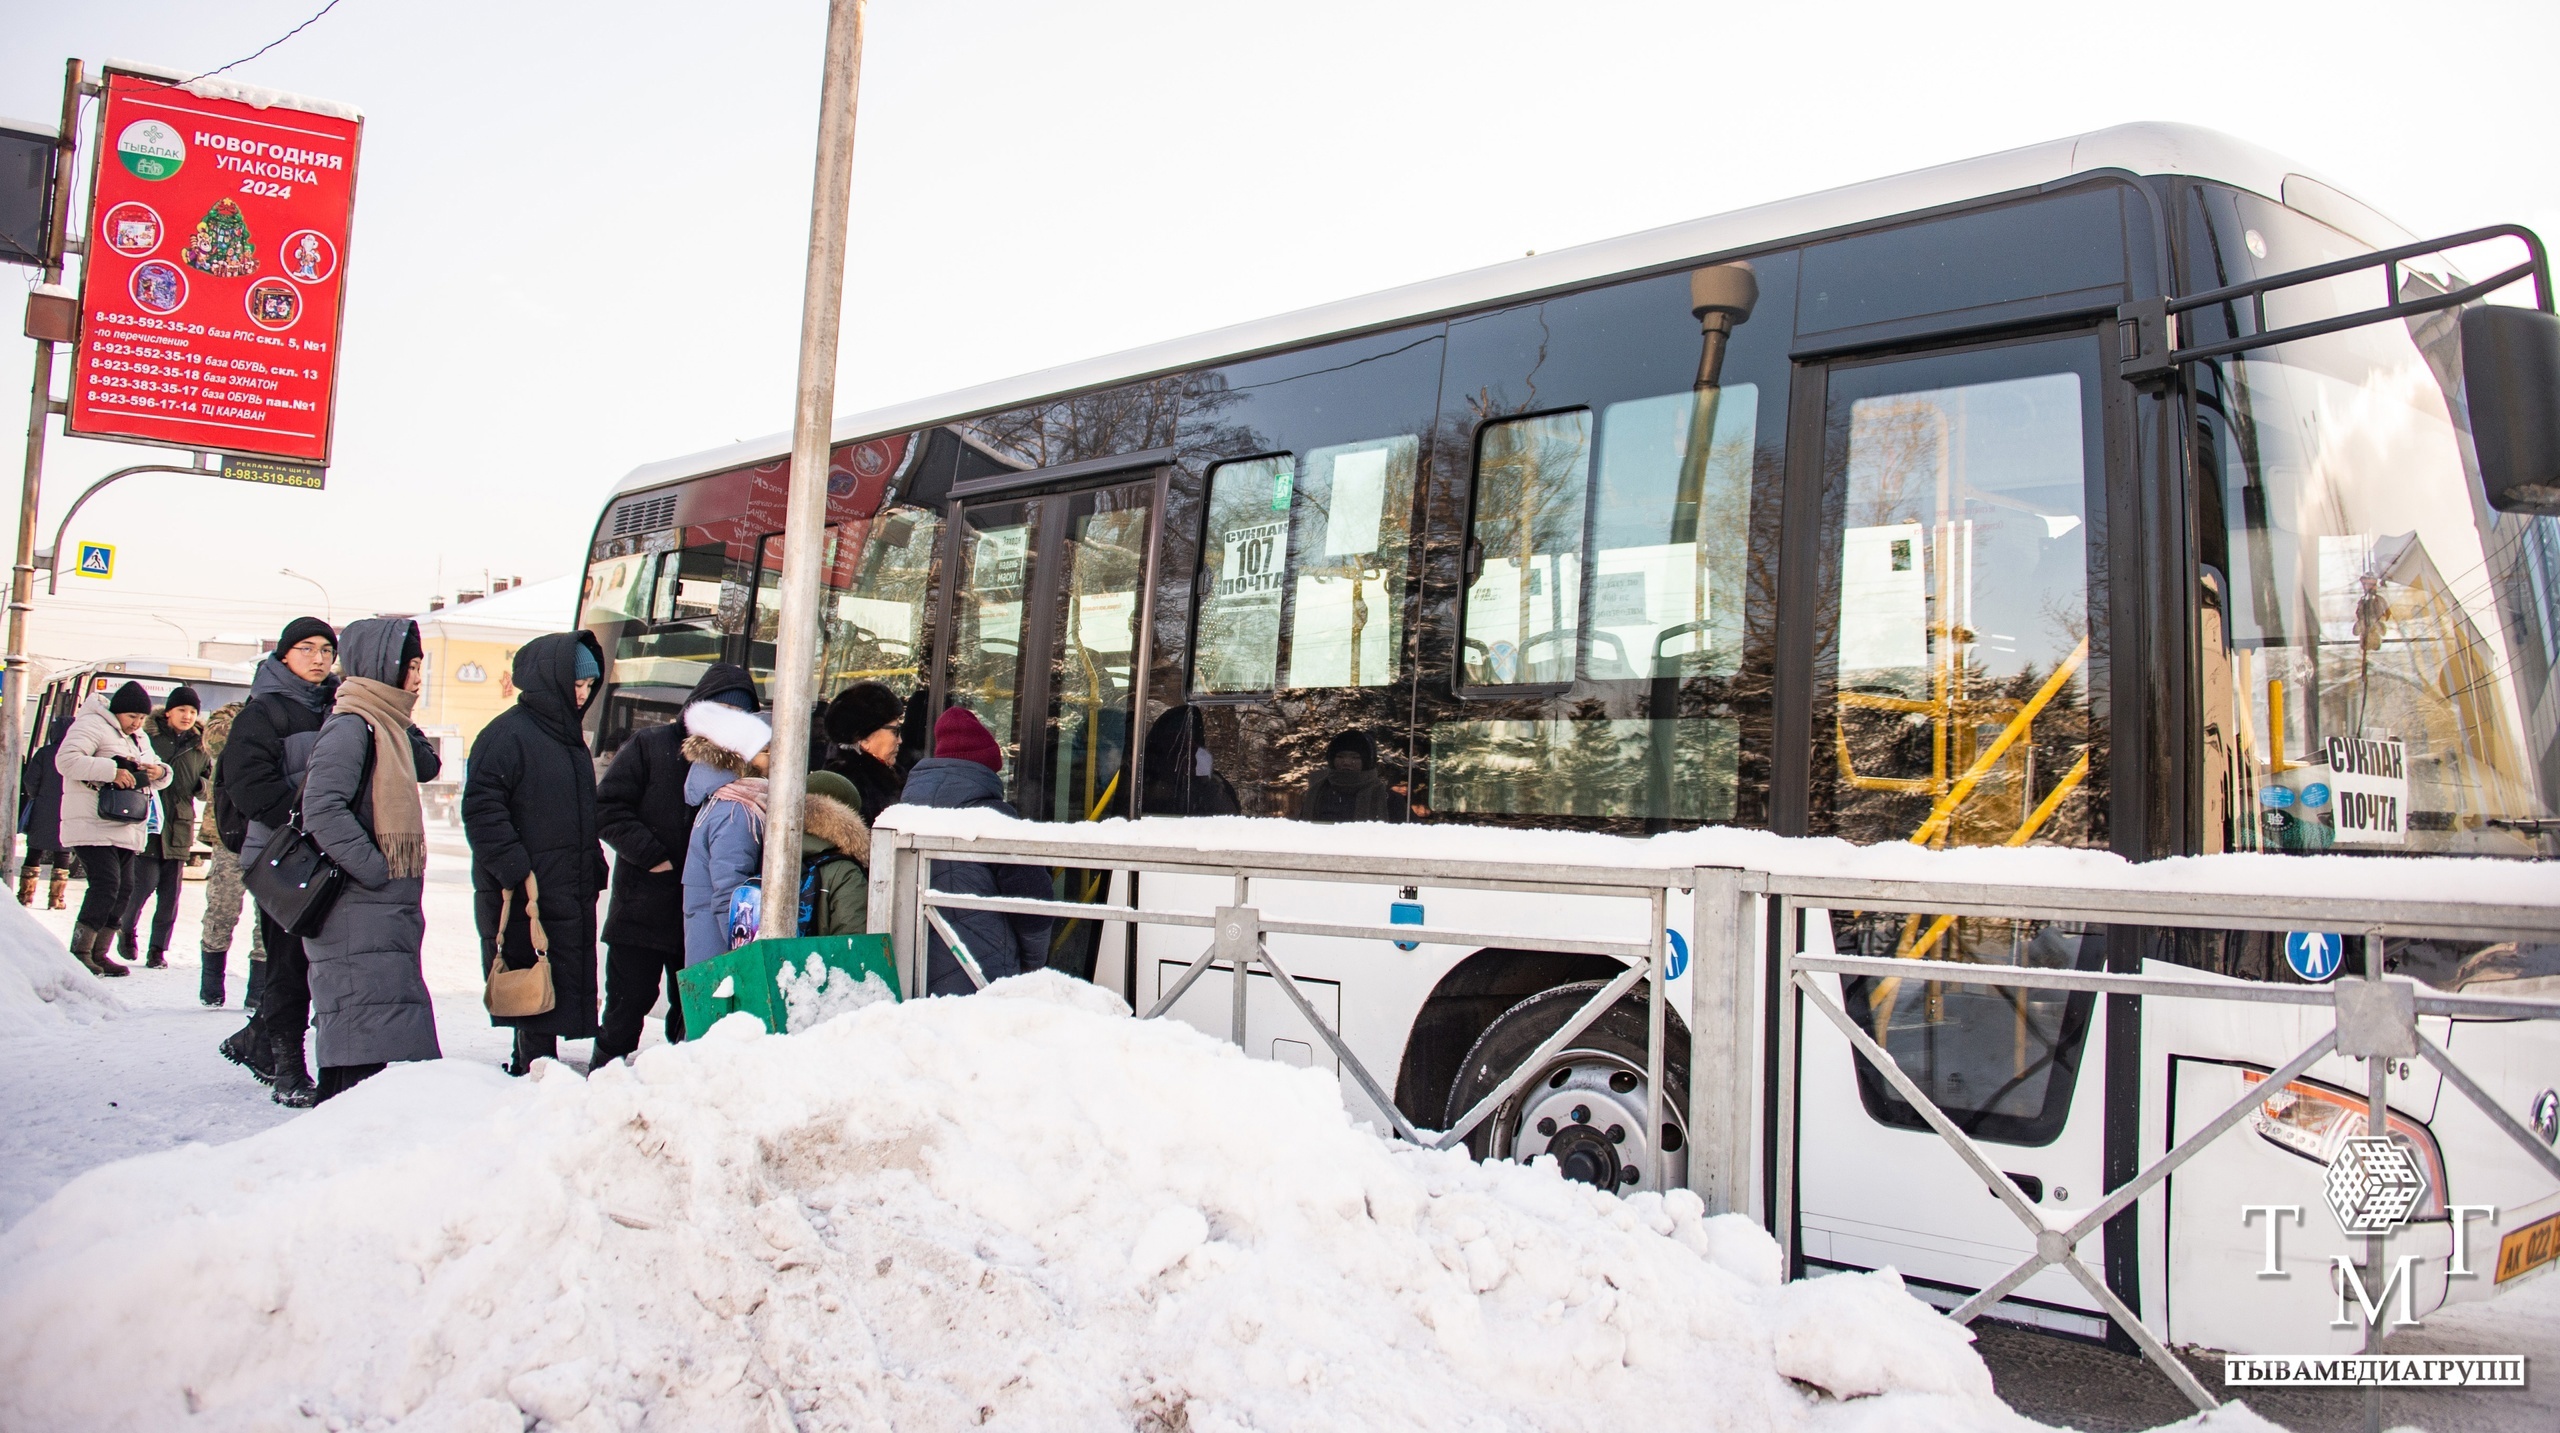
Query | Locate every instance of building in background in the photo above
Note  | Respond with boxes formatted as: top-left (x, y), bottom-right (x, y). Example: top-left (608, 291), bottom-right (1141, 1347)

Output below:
top-left (413, 575), bottom-right (575, 815)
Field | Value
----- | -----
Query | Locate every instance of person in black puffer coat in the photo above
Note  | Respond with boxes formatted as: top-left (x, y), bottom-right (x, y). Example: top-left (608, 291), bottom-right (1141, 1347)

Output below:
top-left (898, 706), bottom-right (1051, 996)
top-left (822, 680), bottom-right (907, 823)
top-left (465, 631), bottom-right (608, 1075)
top-left (215, 616), bottom-right (339, 1104)
top-left (592, 661), bottom-right (757, 1063)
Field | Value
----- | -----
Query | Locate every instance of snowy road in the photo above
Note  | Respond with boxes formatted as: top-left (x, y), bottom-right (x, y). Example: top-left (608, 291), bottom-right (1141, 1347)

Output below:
top-left (0, 819), bottom-right (668, 1228)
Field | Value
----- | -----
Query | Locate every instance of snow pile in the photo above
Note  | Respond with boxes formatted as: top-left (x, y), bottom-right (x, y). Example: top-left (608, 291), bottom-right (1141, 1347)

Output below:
top-left (776, 954), bottom-right (895, 1032)
top-left (0, 972), bottom-right (2107, 1433)
top-left (0, 897), bottom-right (119, 1040)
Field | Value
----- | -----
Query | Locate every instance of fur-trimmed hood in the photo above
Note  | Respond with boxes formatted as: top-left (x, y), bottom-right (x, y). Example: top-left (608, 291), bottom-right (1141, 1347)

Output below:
top-left (682, 733), bottom-right (757, 777)
top-left (802, 791), bottom-right (870, 864)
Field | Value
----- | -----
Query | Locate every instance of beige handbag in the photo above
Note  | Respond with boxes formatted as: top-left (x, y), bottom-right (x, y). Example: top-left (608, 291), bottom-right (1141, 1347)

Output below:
top-left (483, 873), bottom-right (557, 1018)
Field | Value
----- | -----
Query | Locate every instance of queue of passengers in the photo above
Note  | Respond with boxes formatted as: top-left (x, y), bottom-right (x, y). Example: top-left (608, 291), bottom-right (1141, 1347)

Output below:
top-left (36, 608), bottom-right (1326, 1111)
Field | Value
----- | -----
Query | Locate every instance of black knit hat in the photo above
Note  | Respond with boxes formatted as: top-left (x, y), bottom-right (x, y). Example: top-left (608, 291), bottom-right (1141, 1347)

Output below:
top-left (276, 615), bottom-right (336, 654)
top-left (399, 621), bottom-right (424, 670)
top-left (825, 681), bottom-right (904, 744)
top-left (163, 684), bottom-right (203, 713)
top-left (109, 681), bottom-right (152, 716)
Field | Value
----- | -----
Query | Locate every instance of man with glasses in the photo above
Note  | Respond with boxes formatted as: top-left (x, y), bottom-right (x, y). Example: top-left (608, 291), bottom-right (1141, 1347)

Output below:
top-left (215, 617), bottom-right (340, 1107)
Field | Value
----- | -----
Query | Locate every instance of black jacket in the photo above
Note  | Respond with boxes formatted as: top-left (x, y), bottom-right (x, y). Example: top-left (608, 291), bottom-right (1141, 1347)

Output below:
top-left (595, 663), bottom-right (757, 952)
top-left (19, 716), bottom-right (71, 852)
top-left (825, 746), bottom-right (906, 824)
top-left (222, 658), bottom-right (338, 831)
top-left (142, 716), bottom-right (213, 859)
top-left (464, 632), bottom-right (607, 1036)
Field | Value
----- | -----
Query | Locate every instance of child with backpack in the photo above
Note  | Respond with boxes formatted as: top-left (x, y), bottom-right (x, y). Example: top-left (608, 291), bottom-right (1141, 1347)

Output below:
top-left (681, 705), bottom-right (872, 967)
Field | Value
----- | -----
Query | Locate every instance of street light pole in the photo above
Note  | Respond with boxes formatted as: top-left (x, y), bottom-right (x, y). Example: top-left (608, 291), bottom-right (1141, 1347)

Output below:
top-left (278, 568), bottom-right (333, 625)
top-left (758, 0), bottom-right (869, 935)
top-left (1, 59), bottom-right (86, 883)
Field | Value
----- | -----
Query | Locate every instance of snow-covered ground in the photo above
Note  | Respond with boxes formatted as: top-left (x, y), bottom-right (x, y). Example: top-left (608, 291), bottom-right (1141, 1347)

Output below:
top-left (0, 817), bottom-right (2542, 1431)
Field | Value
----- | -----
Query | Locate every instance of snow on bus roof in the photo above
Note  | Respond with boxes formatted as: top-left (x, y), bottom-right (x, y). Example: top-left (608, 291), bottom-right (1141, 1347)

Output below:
top-left (612, 122), bottom-right (2329, 500)
top-left (876, 807), bottom-right (2560, 912)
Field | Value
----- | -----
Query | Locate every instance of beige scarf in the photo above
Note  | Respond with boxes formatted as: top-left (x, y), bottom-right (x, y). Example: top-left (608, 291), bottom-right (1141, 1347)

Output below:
top-left (332, 677), bottom-right (425, 879)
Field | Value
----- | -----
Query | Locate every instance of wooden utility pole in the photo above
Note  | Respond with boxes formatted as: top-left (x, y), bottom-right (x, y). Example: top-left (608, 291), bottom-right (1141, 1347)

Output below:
top-left (759, 0), bottom-right (868, 929)
top-left (2, 59), bottom-right (86, 882)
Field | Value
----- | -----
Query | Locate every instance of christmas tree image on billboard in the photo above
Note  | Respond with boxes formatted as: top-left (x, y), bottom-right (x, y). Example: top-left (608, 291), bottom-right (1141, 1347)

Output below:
top-left (180, 198), bottom-right (258, 278)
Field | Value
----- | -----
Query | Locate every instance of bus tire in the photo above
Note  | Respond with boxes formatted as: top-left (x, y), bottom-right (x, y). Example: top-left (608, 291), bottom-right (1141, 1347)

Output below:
top-left (1441, 980), bottom-right (1690, 1193)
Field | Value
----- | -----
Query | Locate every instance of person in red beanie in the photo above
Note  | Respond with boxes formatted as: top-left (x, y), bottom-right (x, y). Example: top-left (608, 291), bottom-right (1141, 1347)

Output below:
top-left (896, 706), bottom-right (1052, 994)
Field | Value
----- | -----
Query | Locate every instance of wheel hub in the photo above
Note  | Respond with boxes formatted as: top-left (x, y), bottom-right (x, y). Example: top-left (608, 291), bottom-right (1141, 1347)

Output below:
top-left (1506, 1052), bottom-right (1684, 1191)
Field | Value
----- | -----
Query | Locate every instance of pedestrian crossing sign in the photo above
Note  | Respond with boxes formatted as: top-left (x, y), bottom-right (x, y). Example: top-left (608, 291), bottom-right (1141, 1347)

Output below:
top-left (76, 542), bottom-right (114, 579)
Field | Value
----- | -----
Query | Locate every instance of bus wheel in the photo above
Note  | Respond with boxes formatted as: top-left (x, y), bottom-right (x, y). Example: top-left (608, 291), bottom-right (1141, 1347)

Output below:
top-left (1441, 980), bottom-right (1689, 1193)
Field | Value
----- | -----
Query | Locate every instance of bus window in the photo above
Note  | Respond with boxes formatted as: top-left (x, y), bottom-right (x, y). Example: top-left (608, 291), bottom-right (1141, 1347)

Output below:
top-left (1192, 438), bottom-right (1419, 695)
top-left (822, 507), bottom-right (939, 696)
top-left (1463, 411), bottom-right (1589, 686)
top-left (1194, 455), bottom-right (1292, 693)
top-left (1811, 341), bottom-right (2102, 850)
top-left (588, 535), bottom-right (727, 694)
top-left (1589, 386), bottom-right (1757, 681)
top-left (2187, 186), bottom-right (2560, 857)
top-left (946, 505), bottom-right (1037, 783)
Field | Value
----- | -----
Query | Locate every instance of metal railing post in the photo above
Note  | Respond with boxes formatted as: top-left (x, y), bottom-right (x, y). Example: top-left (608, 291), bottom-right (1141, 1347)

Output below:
top-left (1773, 896), bottom-right (1801, 1276)
top-left (1688, 867), bottom-right (1759, 1216)
top-left (1215, 902), bottom-right (1259, 1049)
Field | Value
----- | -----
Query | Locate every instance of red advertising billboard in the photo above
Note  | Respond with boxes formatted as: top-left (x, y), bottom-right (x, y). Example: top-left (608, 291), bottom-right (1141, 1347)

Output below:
top-left (66, 71), bottom-right (362, 464)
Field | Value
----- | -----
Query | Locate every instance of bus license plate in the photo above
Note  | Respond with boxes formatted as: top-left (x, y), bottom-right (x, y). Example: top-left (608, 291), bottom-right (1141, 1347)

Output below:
top-left (2494, 1213), bottom-right (2560, 1283)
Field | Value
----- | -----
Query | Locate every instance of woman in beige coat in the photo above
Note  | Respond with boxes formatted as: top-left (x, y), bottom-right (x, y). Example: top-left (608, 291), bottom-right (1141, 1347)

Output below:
top-left (56, 682), bottom-right (172, 977)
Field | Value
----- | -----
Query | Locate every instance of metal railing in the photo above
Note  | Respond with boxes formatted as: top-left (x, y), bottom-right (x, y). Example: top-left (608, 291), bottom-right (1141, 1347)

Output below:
top-left (1766, 872), bottom-right (2560, 1419)
top-left (865, 817), bottom-right (2560, 1424)
top-left (867, 821), bottom-right (1736, 1195)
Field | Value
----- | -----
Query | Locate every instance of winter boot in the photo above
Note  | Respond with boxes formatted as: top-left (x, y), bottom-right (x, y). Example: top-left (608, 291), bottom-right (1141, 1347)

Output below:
top-left (71, 925), bottom-right (130, 978)
top-left (270, 1032), bottom-right (319, 1108)
top-left (46, 873), bottom-right (67, 909)
top-left (143, 945), bottom-right (168, 970)
top-left (14, 867), bottom-right (34, 905)
top-left (220, 1021), bottom-right (276, 1085)
top-left (243, 955), bottom-right (267, 1014)
top-left (199, 948), bottom-right (228, 1007)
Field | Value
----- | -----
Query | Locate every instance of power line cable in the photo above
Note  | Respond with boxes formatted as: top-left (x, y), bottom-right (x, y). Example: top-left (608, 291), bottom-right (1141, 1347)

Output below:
top-left (186, 0), bottom-right (349, 84)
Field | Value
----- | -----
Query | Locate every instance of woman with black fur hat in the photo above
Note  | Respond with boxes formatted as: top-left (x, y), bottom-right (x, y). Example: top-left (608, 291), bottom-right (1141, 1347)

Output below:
top-left (54, 681), bottom-right (172, 977)
top-left (822, 680), bottom-right (908, 823)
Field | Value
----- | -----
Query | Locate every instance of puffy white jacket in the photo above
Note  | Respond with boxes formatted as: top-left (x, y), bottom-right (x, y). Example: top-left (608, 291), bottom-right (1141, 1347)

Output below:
top-left (54, 693), bottom-right (174, 851)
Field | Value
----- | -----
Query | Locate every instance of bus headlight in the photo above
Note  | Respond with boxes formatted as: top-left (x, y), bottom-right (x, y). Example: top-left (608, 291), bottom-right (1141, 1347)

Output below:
top-left (2242, 1068), bottom-right (2449, 1221)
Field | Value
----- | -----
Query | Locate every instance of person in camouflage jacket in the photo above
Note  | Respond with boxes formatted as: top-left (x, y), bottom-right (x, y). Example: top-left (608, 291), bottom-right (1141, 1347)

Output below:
top-left (197, 701), bottom-right (265, 1008)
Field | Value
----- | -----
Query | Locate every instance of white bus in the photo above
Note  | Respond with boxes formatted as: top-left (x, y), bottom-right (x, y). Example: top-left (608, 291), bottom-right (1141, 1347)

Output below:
top-left (576, 123), bottom-right (2560, 1353)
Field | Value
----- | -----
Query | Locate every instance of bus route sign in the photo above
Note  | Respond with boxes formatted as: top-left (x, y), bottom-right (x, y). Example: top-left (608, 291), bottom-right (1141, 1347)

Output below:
top-left (65, 70), bottom-right (362, 464)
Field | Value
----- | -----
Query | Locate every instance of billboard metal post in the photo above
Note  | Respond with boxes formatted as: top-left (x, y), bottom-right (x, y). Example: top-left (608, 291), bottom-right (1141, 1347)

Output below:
top-left (3, 59), bottom-right (85, 883)
top-left (759, 0), bottom-right (869, 926)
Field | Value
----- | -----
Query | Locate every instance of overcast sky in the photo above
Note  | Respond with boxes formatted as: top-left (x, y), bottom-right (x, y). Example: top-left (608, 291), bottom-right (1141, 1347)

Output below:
top-left (5, 0), bottom-right (2556, 670)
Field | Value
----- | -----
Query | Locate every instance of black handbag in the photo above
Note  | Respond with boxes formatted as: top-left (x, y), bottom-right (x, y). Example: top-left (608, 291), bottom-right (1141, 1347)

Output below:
top-left (243, 727), bottom-right (375, 937)
top-left (95, 783), bottom-right (152, 824)
top-left (244, 814), bottom-right (348, 936)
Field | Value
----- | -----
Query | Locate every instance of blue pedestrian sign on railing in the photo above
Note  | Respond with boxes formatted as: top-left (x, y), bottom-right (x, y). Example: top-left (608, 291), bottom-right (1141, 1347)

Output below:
top-left (75, 541), bottom-right (114, 579)
top-left (2285, 930), bottom-right (2345, 982)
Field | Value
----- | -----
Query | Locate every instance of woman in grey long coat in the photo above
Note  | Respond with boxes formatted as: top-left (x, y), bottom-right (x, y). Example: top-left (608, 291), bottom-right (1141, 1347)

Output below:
top-left (300, 617), bottom-right (442, 1104)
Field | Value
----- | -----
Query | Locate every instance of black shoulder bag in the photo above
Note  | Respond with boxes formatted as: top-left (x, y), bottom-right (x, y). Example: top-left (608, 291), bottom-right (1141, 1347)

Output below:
top-left (244, 721), bottom-right (376, 937)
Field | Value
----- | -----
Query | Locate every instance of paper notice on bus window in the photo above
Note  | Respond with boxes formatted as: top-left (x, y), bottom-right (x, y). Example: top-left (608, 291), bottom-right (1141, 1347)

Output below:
top-left (2326, 735), bottom-right (2409, 846)
top-left (1325, 448), bottom-right (1389, 557)
top-left (1840, 522), bottom-right (1927, 673)
top-left (1218, 521), bottom-right (1287, 606)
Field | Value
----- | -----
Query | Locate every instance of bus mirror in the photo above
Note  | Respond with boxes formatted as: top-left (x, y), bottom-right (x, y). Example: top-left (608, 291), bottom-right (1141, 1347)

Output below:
top-left (2460, 304), bottom-right (2560, 515)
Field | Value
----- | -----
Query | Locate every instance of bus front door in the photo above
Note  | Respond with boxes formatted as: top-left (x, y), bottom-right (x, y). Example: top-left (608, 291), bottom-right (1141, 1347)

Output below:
top-left (933, 475), bottom-right (1161, 983)
top-left (1788, 330), bottom-right (2119, 1336)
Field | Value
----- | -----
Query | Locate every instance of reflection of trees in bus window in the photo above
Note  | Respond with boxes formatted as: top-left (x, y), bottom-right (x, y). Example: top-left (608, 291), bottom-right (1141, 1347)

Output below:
top-left (1190, 438), bottom-right (1418, 694)
top-left (2187, 187), bottom-right (2559, 857)
top-left (1815, 356), bottom-right (2097, 853)
top-left (1588, 385), bottom-right (1757, 681)
top-left (1464, 411), bottom-right (1589, 685)
top-left (819, 507), bottom-right (939, 699)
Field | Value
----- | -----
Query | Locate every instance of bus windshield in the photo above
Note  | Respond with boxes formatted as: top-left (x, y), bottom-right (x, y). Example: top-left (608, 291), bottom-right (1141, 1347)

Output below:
top-left (2189, 184), bottom-right (2560, 857)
